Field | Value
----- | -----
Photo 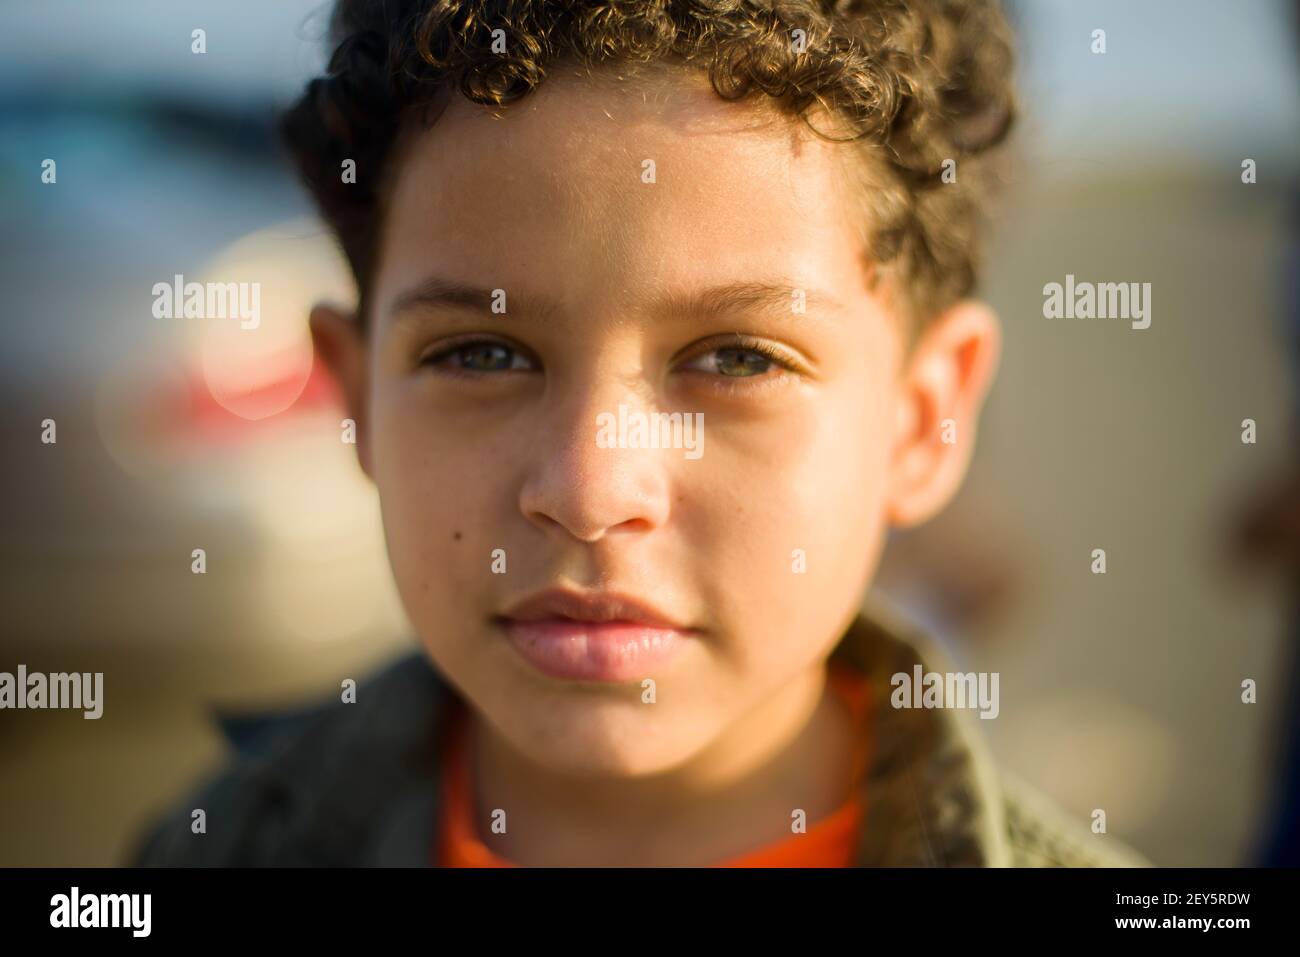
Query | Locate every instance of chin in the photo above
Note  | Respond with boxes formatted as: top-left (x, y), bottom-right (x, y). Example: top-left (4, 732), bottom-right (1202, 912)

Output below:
top-left (504, 701), bottom-right (706, 778)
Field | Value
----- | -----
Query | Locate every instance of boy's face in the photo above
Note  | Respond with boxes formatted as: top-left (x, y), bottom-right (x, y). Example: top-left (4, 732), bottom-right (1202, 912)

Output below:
top-left (313, 67), bottom-right (998, 776)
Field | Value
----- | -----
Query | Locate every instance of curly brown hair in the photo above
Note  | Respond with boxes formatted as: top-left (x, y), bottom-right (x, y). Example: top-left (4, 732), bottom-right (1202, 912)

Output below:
top-left (281, 0), bottom-right (1017, 335)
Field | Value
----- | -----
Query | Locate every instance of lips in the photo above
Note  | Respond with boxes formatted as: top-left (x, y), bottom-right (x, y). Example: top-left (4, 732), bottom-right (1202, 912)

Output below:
top-left (495, 588), bottom-right (694, 682)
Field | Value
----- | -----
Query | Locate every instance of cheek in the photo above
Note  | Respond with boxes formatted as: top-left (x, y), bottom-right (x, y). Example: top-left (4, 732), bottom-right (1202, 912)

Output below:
top-left (369, 384), bottom-right (512, 619)
top-left (788, 382), bottom-right (894, 606)
top-left (686, 382), bottom-right (891, 673)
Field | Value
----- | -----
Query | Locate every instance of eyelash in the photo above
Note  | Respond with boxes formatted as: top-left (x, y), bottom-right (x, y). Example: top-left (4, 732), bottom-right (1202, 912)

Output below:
top-left (419, 335), bottom-right (802, 392)
top-left (678, 336), bottom-right (799, 395)
top-left (419, 338), bottom-right (535, 379)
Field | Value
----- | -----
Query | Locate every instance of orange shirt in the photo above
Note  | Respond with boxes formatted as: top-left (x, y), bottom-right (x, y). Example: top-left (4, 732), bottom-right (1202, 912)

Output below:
top-left (435, 659), bottom-right (872, 867)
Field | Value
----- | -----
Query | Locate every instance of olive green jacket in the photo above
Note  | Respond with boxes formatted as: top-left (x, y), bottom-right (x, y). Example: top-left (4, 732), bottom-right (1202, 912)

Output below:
top-left (131, 599), bottom-right (1150, 867)
top-left (828, 599), bottom-right (1149, 866)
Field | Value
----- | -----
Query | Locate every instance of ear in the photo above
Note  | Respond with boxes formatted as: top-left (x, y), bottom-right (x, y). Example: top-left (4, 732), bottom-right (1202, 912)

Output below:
top-left (884, 299), bottom-right (1001, 528)
top-left (309, 303), bottom-right (373, 480)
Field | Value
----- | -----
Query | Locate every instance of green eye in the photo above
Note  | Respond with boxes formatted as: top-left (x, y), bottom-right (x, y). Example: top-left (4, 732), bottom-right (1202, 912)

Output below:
top-left (457, 343), bottom-right (514, 371)
top-left (425, 340), bottom-right (533, 372)
top-left (676, 336), bottom-right (802, 395)
top-left (682, 344), bottom-right (783, 378)
top-left (713, 347), bottom-right (774, 377)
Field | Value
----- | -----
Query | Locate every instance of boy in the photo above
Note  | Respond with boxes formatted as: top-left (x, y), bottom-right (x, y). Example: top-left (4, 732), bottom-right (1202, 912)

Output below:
top-left (133, 0), bottom-right (1148, 867)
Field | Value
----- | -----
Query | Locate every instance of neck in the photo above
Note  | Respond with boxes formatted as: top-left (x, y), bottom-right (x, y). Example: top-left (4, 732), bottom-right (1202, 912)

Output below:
top-left (468, 659), bottom-right (858, 866)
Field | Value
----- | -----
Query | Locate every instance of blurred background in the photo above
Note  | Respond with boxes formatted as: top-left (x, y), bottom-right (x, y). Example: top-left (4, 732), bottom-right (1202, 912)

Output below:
top-left (0, 0), bottom-right (1297, 867)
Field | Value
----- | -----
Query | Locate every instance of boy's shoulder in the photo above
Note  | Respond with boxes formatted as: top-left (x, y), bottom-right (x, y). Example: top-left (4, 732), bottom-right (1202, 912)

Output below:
top-left (833, 596), bottom-right (1152, 868)
top-left (132, 605), bottom-right (1152, 868)
top-left (129, 650), bottom-right (452, 867)
top-left (998, 770), bottom-right (1150, 867)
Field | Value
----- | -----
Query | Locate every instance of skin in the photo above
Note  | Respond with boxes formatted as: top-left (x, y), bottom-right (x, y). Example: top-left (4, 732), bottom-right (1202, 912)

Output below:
top-left (310, 65), bottom-right (1000, 866)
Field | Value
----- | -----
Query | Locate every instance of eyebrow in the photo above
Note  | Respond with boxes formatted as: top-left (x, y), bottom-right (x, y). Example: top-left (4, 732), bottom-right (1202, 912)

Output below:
top-left (387, 276), bottom-right (841, 325)
top-left (655, 280), bottom-right (842, 323)
top-left (389, 277), bottom-right (563, 324)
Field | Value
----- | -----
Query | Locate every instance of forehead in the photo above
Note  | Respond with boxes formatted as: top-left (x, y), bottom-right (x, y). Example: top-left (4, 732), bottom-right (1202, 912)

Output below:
top-left (373, 67), bottom-right (870, 313)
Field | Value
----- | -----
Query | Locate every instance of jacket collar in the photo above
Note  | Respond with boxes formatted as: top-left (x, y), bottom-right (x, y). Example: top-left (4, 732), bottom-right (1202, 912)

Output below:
top-left (830, 596), bottom-right (1012, 866)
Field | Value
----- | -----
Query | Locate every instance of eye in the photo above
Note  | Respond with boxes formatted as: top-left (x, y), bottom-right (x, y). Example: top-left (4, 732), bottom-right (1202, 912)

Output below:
top-left (421, 339), bottom-right (536, 374)
top-left (678, 337), bottom-right (799, 381)
top-left (693, 347), bottom-right (773, 377)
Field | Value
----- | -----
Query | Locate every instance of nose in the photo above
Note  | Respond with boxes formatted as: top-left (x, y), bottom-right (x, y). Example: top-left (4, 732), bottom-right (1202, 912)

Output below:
top-left (518, 381), bottom-right (673, 544)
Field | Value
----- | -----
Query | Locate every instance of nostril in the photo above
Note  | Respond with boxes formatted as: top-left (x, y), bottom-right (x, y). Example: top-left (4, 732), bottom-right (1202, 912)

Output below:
top-left (608, 517), bottom-right (653, 534)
